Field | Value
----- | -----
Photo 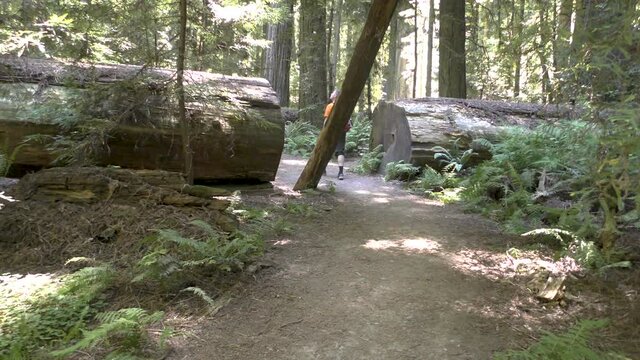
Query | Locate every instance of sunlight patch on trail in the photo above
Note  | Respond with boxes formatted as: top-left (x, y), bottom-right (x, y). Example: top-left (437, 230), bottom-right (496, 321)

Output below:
top-left (363, 238), bottom-right (442, 254)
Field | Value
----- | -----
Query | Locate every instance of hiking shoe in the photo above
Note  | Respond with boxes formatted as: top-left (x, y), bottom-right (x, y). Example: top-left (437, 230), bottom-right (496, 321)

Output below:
top-left (338, 173), bottom-right (344, 180)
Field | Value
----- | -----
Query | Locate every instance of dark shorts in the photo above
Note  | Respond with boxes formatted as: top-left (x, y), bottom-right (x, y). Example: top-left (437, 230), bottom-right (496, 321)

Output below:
top-left (335, 131), bottom-right (346, 157)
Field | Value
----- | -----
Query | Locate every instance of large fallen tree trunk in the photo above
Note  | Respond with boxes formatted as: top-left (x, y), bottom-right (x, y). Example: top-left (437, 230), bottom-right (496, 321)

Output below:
top-left (0, 56), bottom-right (284, 182)
top-left (370, 97), bottom-right (578, 170)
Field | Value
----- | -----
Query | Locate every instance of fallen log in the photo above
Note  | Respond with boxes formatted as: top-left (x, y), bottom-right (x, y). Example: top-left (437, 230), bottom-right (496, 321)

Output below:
top-left (0, 56), bottom-right (284, 182)
top-left (370, 97), bottom-right (578, 171)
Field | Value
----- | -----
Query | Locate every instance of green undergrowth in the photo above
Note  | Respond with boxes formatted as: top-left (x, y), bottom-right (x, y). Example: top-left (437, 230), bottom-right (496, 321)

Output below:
top-left (283, 121), bottom-right (318, 157)
top-left (351, 145), bottom-right (384, 175)
top-left (494, 319), bottom-right (630, 360)
top-left (0, 198), bottom-right (283, 359)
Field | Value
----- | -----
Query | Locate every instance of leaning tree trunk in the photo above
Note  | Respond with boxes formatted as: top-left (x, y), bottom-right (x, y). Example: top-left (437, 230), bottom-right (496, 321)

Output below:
top-left (370, 97), bottom-right (578, 171)
top-left (0, 56), bottom-right (284, 182)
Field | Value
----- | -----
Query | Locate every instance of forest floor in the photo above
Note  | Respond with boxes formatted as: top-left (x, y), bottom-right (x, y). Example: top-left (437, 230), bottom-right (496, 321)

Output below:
top-left (169, 155), bottom-right (640, 360)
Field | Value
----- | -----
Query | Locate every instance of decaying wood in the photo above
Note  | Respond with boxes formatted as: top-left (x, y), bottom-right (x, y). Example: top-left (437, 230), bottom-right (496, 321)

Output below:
top-left (370, 97), bottom-right (578, 171)
top-left (0, 56), bottom-right (284, 182)
top-left (16, 167), bottom-right (231, 210)
top-left (294, 0), bottom-right (400, 190)
top-left (536, 275), bottom-right (566, 301)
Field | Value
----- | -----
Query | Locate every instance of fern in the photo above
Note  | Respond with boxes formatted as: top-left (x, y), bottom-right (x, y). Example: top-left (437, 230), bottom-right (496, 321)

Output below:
top-left (384, 161), bottom-right (420, 181)
top-left (494, 319), bottom-right (626, 360)
top-left (351, 145), bottom-right (384, 175)
top-left (284, 121), bottom-right (319, 157)
top-left (180, 287), bottom-right (216, 307)
top-left (50, 308), bottom-right (163, 358)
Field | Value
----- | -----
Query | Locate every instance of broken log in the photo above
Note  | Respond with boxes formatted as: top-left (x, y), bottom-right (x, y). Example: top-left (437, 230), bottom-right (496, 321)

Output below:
top-left (0, 56), bottom-right (284, 182)
top-left (370, 97), bottom-right (578, 171)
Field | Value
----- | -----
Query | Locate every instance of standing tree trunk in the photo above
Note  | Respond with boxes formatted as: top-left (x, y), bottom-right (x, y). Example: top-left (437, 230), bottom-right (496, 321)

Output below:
top-left (537, 1), bottom-right (552, 101)
top-left (177, 0), bottom-right (193, 184)
top-left (384, 9), bottom-right (399, 99)
top-left (513, 0), bottom-right (525, 98)
top-left (263, 0), bottom-right (294, 107)
top-left (412, 0), bottom-right (418, 98)
top-left (438, 0), bottom-right (466, 98)
top-left (294, 0), bottom-right (400, 190)
top-left (331, 0), bottom-right (343, 90)
top-left (555, 0), bottom-right (573, 70)
top-left (425, 0), bottom-right (435, 97)
top-left (299, 0), bottom-right (328, 126)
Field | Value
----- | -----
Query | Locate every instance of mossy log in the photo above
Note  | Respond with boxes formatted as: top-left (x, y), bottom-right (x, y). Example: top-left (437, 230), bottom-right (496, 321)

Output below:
top-left (0, 56), bottom-right (284, 182)
top-left (370, 97), bottom-right (578, 171)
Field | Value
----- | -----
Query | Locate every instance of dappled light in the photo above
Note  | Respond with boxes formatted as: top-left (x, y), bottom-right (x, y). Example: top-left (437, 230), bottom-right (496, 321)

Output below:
top-left (281, 159), bottom-right (308, 167)
top-left (0, 192), bottom-right (16, 211)
top-left (274, 239), bottom-right (293, 246)
top-left (0, 272), bottom-right (58, 304)
top-left (372, 197), bottom-right (389, 204)
top-left (363, 238), bottom-right (442, 254)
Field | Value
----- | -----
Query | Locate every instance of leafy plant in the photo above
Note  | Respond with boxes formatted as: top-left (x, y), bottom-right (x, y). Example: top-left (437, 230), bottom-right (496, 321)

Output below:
top-left (134, 220), bottom-right (264, 289)
top-left (384, 161), bottom-right (420, 182)
top-left (350, 145), bottom-right (384, 175)
top-left (284, 121), bottom-right (319, 157)
top-left (0, 266), bottom-right (115, 358)
top-left (50, 308), bottom-right (164, 359)
top-left (494, 319), bottom-right (627, 360)
top-left (431, 137), bottom-right (481, 173)
top-left (345, 114), bottom-right (372, 154)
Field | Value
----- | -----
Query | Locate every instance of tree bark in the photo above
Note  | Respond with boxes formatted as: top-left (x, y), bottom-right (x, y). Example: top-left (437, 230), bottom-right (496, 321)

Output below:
top-left (0, 57), bottom-right (284, 182)
top-left (294, 0), bottom-right (400, 190)
top-left (412, 0), bottom-right (418, 98)
top-left (298, 0), bottom-right (328, 126)
top-left (438, 0), bottom-right (466, 98)
top-left (425, 0), bottom-right (435, 97)
top-left (371, 98), bottom-right (578, 171)
top-left (513, 0), bottom-right (525, 98)
top-left (177, 0), bottom-right (193, 184)
top-left (330, 0), bottom-right (343, 90)
top-left (263, 0), bottom-right (294, 107)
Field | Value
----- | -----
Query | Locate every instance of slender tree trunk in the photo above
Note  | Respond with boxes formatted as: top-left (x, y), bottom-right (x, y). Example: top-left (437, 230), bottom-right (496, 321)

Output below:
top-left (556, 0), bottom-right (573, 69)
top-left (425, 0), bottom-right (435, 97)
top-left (439, 0), bottom-right (466, 98)
top-left (367, 75), bottom-right (372, 118)
top-left (412, 0), bottom-right (418, 98)
top-left (263, 0), bottom-right (294, 107)
top-left (331, 0), bottom-right (343, 90)
top-left (537, 1), bottom-right (552, 101)
top-left (294, 0), bottom-right (400, 190)
top-left (384, 9), bottom-right (399, 99)
top-left (327, 0), bottom-right (334, 89)
top-left (177, 0), bottom-right (192, 184)
top-left (514, 0), bottom-right (525, 98)
top-left (299, 0), bottom-right (328, 126)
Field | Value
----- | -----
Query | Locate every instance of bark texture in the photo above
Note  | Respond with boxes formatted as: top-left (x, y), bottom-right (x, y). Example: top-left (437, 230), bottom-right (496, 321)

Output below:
top-left (263, 0), bottom-right (294, 107)
top-left (370, 97), bottom-right (577, 171)
top-left (0, 56), bottom-right (284, 182)
top-left (298, 0), bottom-right (328, 126)
top-left (438, 0), bottom-right (466, 98)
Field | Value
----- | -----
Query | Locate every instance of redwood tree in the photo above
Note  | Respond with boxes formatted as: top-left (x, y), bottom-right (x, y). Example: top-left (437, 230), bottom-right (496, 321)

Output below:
top-left (438, 0), bottom-right (466, 98)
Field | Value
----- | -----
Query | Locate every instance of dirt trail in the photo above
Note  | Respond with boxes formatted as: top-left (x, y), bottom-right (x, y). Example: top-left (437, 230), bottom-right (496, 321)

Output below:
top-left (171, 156), bottom-right (529, 360)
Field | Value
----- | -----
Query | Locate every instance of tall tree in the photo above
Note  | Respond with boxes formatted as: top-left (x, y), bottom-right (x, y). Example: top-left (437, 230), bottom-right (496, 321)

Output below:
top-left (329, 0), bottom-right (343, 91)
top-left (438, 0), bottom-right (466, 98)
top-left (298, 0), bottom-right (328, 126)
top-left (425, 0), bottom-right (435, 97)
top-left (177, 0), bottom-right (192, 184)
top-left (263, 0), bottom-right (294, 107)
top-left (294, 0), bottom-right (400, 190)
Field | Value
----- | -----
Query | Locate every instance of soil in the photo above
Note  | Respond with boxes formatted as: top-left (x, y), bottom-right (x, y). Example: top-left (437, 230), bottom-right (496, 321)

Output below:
top-left (168, 155), bottom-right (640, 360)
